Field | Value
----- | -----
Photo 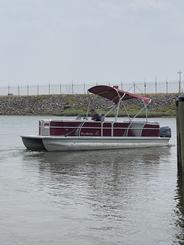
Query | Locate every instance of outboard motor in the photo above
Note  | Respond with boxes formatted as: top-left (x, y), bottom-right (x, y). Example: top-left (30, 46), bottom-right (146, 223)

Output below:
top-left (160, 126), bottom-right (171, 138)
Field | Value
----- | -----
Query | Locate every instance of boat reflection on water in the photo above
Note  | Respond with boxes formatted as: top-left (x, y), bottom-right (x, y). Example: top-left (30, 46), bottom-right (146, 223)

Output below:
top-left (22, 146), bottom-right (172, 192)
top-left (23, 146), bottom-right (171, 169)
top-left (22, 146), bottom-right (177, 244)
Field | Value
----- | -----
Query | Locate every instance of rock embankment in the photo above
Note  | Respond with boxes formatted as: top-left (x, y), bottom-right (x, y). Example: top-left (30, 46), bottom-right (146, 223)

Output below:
top-left (0, 94), bottom-right (177, 116)
top-left (0, 94), bottom-right (88, 115)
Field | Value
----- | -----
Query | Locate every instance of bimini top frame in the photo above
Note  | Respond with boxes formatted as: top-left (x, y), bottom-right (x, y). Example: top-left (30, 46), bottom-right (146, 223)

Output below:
top-left (87, 85), bottom-right (152, 121)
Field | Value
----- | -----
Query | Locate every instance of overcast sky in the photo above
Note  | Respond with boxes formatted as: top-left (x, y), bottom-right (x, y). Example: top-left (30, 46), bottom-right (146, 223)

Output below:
top-left (0, 0), bottom-right (183, 85)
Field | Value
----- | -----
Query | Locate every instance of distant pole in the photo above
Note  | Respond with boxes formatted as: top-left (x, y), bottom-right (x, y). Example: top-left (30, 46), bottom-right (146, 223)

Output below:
top-left (59, 84), bottom-right (61, 94)
top-left (48, 83), bottom-right (50, 95)
top-left (178, 70), bottom-right (182, 94)
top-left (8, 85), bottom-right (10, 95)
top-left (155, 77), bottom-right (157, 94)
top-left (83, 82), bottom-right (86, 94)
top-left (37, 84), bottom-right (39, 95)
top-left (18, 85), bottom-right (20, 96)
top-left (121, 81), bottom-right (123, 90)
top-left (71, 82), bottom-right (74, 94)
top-left (144, 82), bottom-right (147, 95)
top-left (27, 84), bottom-right (29, 96)
top-left (166, 80), bottom-right (168, 94)
top-left (133, 82), bottom-right (135, 93)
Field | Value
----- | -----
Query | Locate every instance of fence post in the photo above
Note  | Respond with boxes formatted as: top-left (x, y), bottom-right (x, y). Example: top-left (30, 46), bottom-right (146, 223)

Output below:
top-left (37, 84), bottom-right (39, 95)
top-left (71, 82), bottom-right (74, 94)
top-left (133, 82), bottom-right (135, 93)
top-left (60, 84), bottom-right (62, 94)
top-left (155, 78), bottom-right (157, 94)
top-left (144, 82), bottom-right (147, 95)
top-left (8, 85), bottom-right (10, 95)
top-left (83, 82), bottom-right (86, 94)
top-left (121, 81), bottom-right (123, 90)
top-left (18, 85), bottom-right (20, 96)
top-left (27, 84), bottom-right (29, 96)
top-left (48, 84), bottom-right (50, 95)
top-left (166, 80), bottom-right (168, 94)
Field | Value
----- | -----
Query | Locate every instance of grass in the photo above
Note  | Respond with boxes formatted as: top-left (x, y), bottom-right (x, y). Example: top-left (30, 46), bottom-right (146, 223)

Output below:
top-left (57, 107), bottom-right (176, 118)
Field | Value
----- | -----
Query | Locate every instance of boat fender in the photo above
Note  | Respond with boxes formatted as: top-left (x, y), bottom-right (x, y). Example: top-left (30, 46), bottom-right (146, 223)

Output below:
top-left (160, 126), bottom-right (171, 138)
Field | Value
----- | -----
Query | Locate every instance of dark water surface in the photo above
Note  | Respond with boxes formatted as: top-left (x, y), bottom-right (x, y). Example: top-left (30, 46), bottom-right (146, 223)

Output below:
top-left (0, 116), bottom-right (183, 244)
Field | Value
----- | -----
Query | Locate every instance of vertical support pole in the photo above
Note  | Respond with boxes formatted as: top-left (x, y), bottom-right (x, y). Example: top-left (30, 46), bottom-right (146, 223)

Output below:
top-left (27, 84), bottom-right (29, 96)
top-left (133, 82), bottom-right (135, 93)
top-left (121, 81), bottom-right (123, 90)
top-left (60, 84), bottom-right (62, 94)
top-left (83, 82), bottom-right (86, 94)
top-left (144, 82), bottom-right (146, 95)
top-left (18, 85), bottom-right (20, 96)
top-left (71, 82), bottom-right (74, 94)
top-left (37, 84), bottom-right (39, 95)
top-left (166, 80), bottom-right (168, 94)
top-left (48, 83), bottom-right (50, 95)
top-left (176, 96), bottom-right (184, 176)
top-left (155, 77), bottom-right (157, 94)
top-left (8, 85), bottom-right (10, 95)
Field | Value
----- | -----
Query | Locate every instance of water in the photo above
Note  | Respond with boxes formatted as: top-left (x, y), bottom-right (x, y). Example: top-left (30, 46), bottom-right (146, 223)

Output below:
top-left (0, 116), bottom-right (183, 244)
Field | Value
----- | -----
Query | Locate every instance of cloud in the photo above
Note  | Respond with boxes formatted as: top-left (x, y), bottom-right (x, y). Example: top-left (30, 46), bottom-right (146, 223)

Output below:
top-left (127, 0), bottom-right (173, 10)
top-left (0, 0), bottom-right (183, 84)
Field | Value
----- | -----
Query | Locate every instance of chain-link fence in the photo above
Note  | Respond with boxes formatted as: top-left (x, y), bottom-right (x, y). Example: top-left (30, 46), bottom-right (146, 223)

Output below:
top-left (0, 80), bottom-right (183, 96)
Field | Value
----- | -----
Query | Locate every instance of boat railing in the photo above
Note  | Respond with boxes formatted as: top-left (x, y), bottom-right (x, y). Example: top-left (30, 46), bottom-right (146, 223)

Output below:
top-left (40, 121), bottom-right (159, 137)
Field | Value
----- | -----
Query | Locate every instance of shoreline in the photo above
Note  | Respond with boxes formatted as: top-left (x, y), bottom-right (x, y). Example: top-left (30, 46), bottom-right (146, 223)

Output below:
top-left (0, 93), bottom-right (177, 117)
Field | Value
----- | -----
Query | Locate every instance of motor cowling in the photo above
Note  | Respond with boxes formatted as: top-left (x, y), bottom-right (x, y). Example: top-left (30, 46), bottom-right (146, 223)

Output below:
top-left (160, 126), bottom-right (171, 138)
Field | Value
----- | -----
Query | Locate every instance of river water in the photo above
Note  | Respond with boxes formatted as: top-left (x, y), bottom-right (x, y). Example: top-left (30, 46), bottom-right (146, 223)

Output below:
top-left (0, 116), bottom-right (183, 245)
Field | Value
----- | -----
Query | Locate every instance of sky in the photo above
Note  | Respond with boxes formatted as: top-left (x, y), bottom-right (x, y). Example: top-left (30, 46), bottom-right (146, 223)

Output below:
top-left (0, 0), bottom-right (184, 86)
